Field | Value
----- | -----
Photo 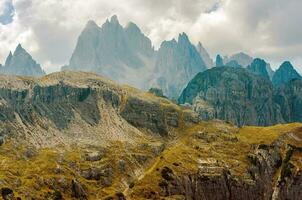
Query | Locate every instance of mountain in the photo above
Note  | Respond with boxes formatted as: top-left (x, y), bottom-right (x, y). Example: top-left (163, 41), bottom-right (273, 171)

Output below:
top-left (225, 60), bottom-right (242, 68)
top-left (272, 61), bottom-right (301, 87)
top-left (225, 52), bottom-right (253, 67)
top-left (0, 44), bottom-right (45, 77)
top-left (151, 33), bottom-right (207, 100)
top-left (215, 54), bottom-right (224, 67)
top-left (179, 67), bottom-right (284, 126)
top-left (65, 15), bottom-right (155, 88)
top-left (247, 58), bottom-right (270, 79)
top-left (0, 71), bottom-right (301, 199)
top-left (274, 79), bottom-right (302, 122)
top-left (196, 42), bottom-right (213, 68)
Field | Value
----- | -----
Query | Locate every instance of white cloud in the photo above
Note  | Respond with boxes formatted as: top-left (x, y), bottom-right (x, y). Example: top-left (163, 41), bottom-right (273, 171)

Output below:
top-left (0, 0), bottom-right (301, 73)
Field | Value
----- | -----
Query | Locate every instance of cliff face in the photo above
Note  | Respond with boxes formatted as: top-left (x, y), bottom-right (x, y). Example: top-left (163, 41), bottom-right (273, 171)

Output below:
top-left (179, 67), bottom-right (283, 126)
top-left (179, 66), bottom-right (302, 127)
top-left (272, 61), bottom-right (301, 87)
top-left (247, 58), bottom-right (270, 79)
top-left (128, 122), bottom-right (302, 200)
top-left (274, 79), bottom-right (302, 122)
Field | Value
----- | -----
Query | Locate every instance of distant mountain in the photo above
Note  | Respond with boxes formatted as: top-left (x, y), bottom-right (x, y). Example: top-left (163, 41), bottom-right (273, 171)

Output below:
top-left (225, 60), bottom-right (242, 68)
top-left (247, 58), bottom-right (270, 79)
top-left (272, 61), bottom-right (301, 87)
top-left (151, 33), bottom-right (207, 99)
top-left (215, 54), bottom-right (224, 67)
top-left (0, 44), bottom-right (45, 77)
top-left (225, 52), bottom-right (253, 67)
top-left (65, 15), bottom-right (155, 88)
top-left (66, 16), bottom-right (209, 99)
top-left (179, 67), bottom-right (282, 126)
top-left (196, 42), bottom-right (213, 68)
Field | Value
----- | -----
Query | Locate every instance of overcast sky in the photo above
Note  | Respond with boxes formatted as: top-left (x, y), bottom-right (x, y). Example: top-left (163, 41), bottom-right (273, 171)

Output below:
top-left (0, 0), bottom-right (301, 73)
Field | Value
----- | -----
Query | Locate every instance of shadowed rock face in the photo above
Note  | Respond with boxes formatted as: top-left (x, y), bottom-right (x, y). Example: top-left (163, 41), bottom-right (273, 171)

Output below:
top-left (274, 79), bottom-right (302, 122)
top-left (179, 67), bottom-right (283, 126)
top-left (272, 61), bottom-right (301, 87)
top-left (179, 67), bottom-right (302, 126)
top-left (247, 58), bottom-right (270, 79)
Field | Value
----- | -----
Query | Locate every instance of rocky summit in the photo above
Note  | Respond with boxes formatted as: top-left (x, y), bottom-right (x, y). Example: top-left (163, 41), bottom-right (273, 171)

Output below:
top-left (0, 44), bottom-right (45, 77)
top-left (247, 58), bottom-right (270, 79)
top-left (0, 71), bottom-right (301, 200)
top-left (272, 61), bottom-right (302, 87)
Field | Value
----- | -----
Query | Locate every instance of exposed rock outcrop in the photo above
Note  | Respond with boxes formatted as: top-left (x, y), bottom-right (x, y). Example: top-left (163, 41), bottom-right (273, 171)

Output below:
top-left (215, 54), bottom-right (224, 67)
top-left (179, 67), bottom-right (283, 126)
top-left (272, 61), bottom-right (301, 87)
top-left (247, 58), bottom-right (270, 79)
top-left (274, 79), bottom-right (302, 122)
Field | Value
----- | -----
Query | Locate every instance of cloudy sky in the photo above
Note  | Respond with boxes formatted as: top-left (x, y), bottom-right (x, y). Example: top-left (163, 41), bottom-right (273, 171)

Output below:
top-left (0, 0), bottom-right (301, 73)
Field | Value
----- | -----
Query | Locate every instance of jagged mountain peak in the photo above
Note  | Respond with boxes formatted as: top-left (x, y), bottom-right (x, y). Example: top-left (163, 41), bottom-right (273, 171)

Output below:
top-left (279, 61), bottom-right (295, 70)
top-left (110, 14), bottom-right (119, 24)
top-left (125, 22), bottom-right (141, 32)
top-left (5, 51), bottom-right (13, 66)
top-left (102, 15), bottom-right (122, 30)
top-left (247, 58), bottom-right (270, 79)
top-left (272, 61), bottom-right (301, 87)
top-left (14, 43), bottom-right (26, 55)
top-left (85, 20), bottom-right (99, 29)
top-left (0, 44), bottom-right (45, 77)
top-left (196, 42), bottom-right (213, 68)
top-left (178, 32), bottom-right (190, 43)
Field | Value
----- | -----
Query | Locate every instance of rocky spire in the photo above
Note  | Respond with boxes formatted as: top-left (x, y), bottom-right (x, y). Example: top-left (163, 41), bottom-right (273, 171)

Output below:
top-left (196, 42), bottom-right (213, 68)
top-left (215, 54), bottom-right (224, 67)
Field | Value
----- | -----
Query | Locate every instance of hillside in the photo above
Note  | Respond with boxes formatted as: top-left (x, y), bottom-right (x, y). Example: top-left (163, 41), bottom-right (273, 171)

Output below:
top-left (0, 72), bottom-right (301, 199)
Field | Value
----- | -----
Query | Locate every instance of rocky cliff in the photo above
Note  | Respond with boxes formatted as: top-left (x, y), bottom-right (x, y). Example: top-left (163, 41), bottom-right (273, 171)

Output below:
top-left (0, 44), bottom-right (45, 77)
top-left (65, 16), bottom-right (155, 89)
top-left (151, 33), bottom-right (207, 100)
top-left (179, 67), bottom-right (283, 126)
top-left (272, 61), bottom-right (301, 87)
top-left (247, 58), bottom-right (270, 79)
top-left (0, 72), bottom-right (301, 199)
top-left (274, 79), bottom-right (302, 122)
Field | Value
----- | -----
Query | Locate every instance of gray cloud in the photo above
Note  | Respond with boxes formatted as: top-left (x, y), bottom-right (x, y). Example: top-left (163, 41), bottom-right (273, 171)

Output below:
top-left (0, 0), bottom-right (301, 73)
